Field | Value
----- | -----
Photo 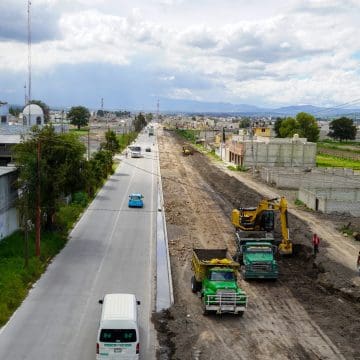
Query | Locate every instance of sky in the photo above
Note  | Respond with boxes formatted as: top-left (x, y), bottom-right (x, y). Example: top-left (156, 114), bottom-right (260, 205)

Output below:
top-left (1, 0), bottom-right (360, 111)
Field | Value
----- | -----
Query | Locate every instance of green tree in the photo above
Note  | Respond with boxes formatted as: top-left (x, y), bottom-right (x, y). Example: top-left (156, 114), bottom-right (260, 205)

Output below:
top-left (274, 117), bottom-right (283, 137)
top-left (328, 117), bottom-right (357, 141)
top-left (9, 106), bottom-right (21, 117)
top-left (279, 117), bottom-right (298, 138)
top-left (295, 112), bottom-right (319, 142)
top-left (146, 113), bottom-right (153, 122)
top-left (133, 113), bottom-right (147, 132)
top-left (239, 118), bottom-right (251, 129)
top-left (101, 129), bottom-right (120, 155)
top-left (68, 106), bottom-right (90, 129)
top-left (13, 125), bottom-right (86, 230)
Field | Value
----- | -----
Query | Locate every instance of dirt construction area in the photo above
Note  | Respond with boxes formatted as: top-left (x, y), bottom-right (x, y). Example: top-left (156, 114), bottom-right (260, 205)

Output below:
top-left (153, 129), bottom-right (360, 360)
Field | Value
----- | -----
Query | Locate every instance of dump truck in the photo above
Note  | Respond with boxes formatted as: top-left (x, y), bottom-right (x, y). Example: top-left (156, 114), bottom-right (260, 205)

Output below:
top-left (191, 248), bottom-right (248, 315)
top-left (233, 231), bottom-right (278, 280)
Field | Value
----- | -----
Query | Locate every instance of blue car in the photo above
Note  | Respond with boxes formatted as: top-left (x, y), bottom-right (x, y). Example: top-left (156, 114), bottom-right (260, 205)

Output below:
top-left (128, 193), bottom-right (144, 208)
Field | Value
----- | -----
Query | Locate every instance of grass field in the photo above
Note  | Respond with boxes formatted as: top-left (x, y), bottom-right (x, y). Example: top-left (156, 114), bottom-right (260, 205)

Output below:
top-left (316, 154), bottom-right (360, 170)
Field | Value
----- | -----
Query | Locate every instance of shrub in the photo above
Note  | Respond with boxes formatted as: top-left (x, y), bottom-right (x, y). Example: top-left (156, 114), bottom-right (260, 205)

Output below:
top-left (72, 191), bottom-right (89, 207)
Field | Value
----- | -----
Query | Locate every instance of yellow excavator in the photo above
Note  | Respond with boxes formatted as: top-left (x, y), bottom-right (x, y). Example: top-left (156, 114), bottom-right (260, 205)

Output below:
top-left (231, 197), bottom-right (292, 255)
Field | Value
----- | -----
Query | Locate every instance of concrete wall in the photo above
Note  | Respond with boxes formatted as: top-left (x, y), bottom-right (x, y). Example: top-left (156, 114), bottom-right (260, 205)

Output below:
top-left (0, 167), bottom-right (19, 240)
top-left (242, 140), bottom-right (317, 168)
top-left (298, 188), bottom-right (360, 216)
top-left (260, 167), bottom-right (360, 190)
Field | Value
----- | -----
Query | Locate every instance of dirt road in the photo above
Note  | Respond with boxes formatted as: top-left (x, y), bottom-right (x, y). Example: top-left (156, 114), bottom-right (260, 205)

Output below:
top-left (154, 129), bottom-right (360, 360)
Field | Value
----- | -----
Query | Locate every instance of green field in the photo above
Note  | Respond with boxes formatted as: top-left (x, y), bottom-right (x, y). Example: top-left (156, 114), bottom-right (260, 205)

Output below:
top-left (316, 154), bottom-right (360, 170)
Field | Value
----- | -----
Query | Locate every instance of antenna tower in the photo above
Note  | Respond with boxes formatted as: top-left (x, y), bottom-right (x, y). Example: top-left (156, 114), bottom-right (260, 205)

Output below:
top-left (27, 0), bottom-right (32, 106)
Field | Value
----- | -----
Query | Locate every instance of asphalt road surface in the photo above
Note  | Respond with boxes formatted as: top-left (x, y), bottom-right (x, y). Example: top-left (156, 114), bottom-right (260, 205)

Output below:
top-left (0, 131), bottom-right (158, 360)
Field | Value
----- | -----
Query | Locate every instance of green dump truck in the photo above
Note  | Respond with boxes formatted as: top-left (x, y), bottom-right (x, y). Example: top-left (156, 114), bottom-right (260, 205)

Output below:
top-left (234, 231), bottom-right (278, 280)
top-left (191, 248), bottom-right (248, 315)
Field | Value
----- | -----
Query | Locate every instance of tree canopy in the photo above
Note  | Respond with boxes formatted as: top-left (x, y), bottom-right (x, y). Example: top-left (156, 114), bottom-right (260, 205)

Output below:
top-left (14, 125), bottom-right (87, 229)
top-left (133, 113), bottom-right (147, 132)
top-left (67, 106), bottom-right (90, 129)
top-left (275, 112), bottom-right (319, 142)
top-left (239, 118), bottom-right (251, 129)
top-left (328, 117), bottom-right (357, 141)
top-left (295, 112), bottom-right (319, 142)
top-left (101, 129), bottom-right (120, 155)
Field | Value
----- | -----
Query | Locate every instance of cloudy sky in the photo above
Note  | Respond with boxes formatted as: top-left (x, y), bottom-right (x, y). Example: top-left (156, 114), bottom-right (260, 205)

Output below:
top-left (1, 0), bottom-right (360, 111)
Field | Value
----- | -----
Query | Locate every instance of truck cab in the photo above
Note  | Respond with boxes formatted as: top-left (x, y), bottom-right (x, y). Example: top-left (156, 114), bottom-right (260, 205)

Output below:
top-left (241, 241), bottom-right (278, 280)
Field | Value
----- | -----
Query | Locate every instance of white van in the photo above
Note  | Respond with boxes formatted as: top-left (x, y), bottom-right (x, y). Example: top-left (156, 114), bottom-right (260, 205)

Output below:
top-left (97, 294), bottom-right (140, 360)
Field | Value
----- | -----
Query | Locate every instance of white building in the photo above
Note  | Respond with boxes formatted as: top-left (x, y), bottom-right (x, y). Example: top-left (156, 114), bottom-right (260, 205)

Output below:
top-left (22, 104), bottom-right (44, 126)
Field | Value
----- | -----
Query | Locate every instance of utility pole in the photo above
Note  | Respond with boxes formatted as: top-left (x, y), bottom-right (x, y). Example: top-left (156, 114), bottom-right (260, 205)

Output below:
top-left (157, 98), bottom-right (160, 123)
top-left (87, 128), bottom-right (90, 160)
top-left (35, 139), bottom-right (41, 257)
top-left (61, 110), bottom-right (64, 133)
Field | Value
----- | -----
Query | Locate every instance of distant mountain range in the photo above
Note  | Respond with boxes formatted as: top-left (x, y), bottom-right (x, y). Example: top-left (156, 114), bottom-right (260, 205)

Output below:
top-left (10, 99), bottom-right (360, 117)
top-left (159, 98), bottom-right (360, 117)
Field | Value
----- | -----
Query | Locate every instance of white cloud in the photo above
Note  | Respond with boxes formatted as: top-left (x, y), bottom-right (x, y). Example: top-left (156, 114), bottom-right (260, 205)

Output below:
top-left (1, 0), bottom-right (360, 108)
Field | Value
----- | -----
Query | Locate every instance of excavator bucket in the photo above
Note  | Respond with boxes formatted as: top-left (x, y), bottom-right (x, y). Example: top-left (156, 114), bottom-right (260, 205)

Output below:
top-left (278, 242), bottom-right (293, 255)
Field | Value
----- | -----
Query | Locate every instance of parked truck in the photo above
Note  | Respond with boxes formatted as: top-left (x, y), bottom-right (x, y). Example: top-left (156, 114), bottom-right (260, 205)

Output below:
top-left (191, 248), bottom-right (247, 315)
top-left (233, 231), bottom-right (278, 280)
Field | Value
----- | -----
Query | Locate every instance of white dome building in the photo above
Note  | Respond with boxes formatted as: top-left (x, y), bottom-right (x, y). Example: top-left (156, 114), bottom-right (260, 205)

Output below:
top-left (22, 104), bottom-right (44, 126)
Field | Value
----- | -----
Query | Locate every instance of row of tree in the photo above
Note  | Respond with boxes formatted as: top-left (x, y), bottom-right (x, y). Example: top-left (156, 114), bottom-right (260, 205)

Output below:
top-left (274, 113), bottom-right (357, 142)
top-left (14, 126), bottom-right (118, 231)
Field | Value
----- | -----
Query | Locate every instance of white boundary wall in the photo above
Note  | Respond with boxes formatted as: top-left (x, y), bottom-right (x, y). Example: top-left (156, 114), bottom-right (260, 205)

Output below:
top-left (260, 167), bottom-right (360, 190)
top-left (298, 187), bottom-right (360, 216)
top-left (0, 168), bottom-right (19, 240)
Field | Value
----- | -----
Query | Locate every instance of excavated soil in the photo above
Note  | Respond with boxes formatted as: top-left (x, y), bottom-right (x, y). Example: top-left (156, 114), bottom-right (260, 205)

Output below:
top-left (153, 129), bottom-right (360, 360)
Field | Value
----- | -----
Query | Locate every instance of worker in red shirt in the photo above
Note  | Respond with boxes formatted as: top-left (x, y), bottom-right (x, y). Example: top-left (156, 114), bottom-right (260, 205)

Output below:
top-left (312, 233), bottom-right (320, 257)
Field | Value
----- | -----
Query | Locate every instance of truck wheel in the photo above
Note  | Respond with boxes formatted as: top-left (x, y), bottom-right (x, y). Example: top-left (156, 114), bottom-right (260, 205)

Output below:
top-left (238, 311), bottom-right (244, 317)
top-left (202, 303), bottom-right (209, 315)
top-left (191, 276), bottom-right (197, 293)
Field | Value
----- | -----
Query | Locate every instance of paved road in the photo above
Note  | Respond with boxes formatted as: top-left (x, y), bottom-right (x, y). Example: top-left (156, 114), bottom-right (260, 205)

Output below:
top-left (0, 132), bottom-right (158, 359)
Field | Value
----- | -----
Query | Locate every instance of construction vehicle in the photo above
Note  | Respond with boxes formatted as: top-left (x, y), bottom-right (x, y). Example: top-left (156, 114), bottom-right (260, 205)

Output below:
top-left (231, 197), bottom-right (292, 255)
top-left (182, 145), bottom-right (194, 155)
top-left (233, 231), bottom-right (278, 280)
top-left (191, 248), bottom-right (247, 315)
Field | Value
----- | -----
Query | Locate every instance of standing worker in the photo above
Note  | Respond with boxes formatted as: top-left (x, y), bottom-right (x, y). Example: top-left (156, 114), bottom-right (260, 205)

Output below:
top-left (357, 251), bottom-right (360, 275)
top-left (312, 233), bottom-right (320, 258)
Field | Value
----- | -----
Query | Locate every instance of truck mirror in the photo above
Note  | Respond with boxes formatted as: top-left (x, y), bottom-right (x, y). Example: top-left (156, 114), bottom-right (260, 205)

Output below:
top-left (137, 300), bottom-right (141, 305)
top-left (98, 299), bottom-right (103, 304)
top-left (272, 245), bottom-right (277, 254)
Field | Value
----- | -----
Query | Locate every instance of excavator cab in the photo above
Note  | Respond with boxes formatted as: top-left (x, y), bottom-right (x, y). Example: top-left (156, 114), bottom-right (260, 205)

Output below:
top-left (260, 211), bottom-right (274, 232)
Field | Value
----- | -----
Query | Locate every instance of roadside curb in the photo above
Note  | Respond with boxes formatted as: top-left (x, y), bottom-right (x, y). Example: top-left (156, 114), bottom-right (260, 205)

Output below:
top-left (156, 133), bottom-right (174, 309)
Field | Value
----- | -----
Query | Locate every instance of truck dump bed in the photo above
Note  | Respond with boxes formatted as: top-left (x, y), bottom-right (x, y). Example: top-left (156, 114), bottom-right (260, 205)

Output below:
top-left (192, 248), bottom-right (239, 282)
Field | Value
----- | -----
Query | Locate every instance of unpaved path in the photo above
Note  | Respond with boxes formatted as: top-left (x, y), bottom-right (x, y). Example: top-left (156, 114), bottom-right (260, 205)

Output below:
top-left (154, 129), bottom-right (360, 360)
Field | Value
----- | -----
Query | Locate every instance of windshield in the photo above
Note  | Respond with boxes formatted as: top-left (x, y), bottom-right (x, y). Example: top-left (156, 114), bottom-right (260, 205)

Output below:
top-left (130, 196), bottom-right (141, 201)
top-left (246, 246), bottom-right (272, 253)
top-left (100, 329), bottom-right (137, 343)
top-left (209, 271), bottom-right (235, 281)
top-left (132, 146), bottom-right (141, 152)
